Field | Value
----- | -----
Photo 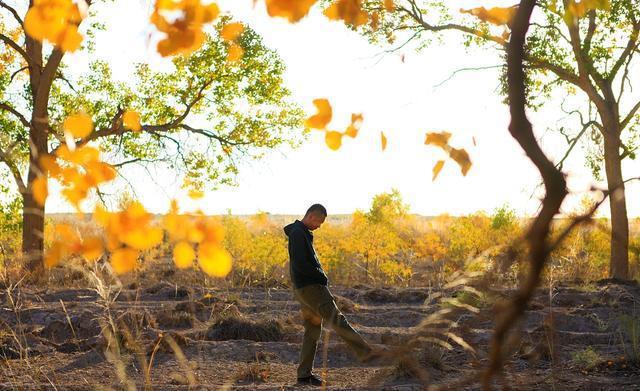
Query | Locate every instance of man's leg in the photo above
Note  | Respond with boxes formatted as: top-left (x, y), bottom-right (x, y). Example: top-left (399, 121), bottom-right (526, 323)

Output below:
top-left (297, 307), bottom-right (322, 378)
top-left (296, 285), bottom-right (371, 360)
top-left (317, 300), bottom-right (371, 360)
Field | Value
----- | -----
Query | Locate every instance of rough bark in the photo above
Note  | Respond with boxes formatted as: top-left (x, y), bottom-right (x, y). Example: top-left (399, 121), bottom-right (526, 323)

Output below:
top-left (602, 115), bottom-right (629, 279)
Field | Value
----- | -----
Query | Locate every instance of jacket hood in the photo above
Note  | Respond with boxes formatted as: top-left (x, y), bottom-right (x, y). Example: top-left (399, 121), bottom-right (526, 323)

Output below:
top-left (284, 219), bottom-right (305, 237)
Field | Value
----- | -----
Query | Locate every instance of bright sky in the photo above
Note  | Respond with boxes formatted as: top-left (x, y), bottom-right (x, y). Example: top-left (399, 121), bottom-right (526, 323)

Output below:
top-left (44, 0), bottom-right (640, 218)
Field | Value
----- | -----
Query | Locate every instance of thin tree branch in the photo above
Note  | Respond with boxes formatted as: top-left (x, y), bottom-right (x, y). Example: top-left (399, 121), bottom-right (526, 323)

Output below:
top-left (609, 22), bottom-right (640, 81)
top-left (555, 120), bottom-right (599, 170)
top-left (0, 33), bottom-right (32, 66)
top-left (9, 66), bottom-right (28, 85)
top-left (0, 1), bottom-right (23, 26)
top-left (0, 102), bottom-right (30, 128)
top-left (433, 65), bottom-right (503, 88)
top-left (620, 99), bottom-right (640, 129)
top-left (0, 147), bottom-right (26, 194)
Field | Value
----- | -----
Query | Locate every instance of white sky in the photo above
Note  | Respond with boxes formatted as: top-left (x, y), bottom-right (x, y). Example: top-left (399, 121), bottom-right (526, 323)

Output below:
top-left (43, 0), bottom-right (640, 217)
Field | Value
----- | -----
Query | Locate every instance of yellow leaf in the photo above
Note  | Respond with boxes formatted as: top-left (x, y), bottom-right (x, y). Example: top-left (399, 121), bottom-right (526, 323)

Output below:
top-left (122, 227), bottom-right (163, 250)
top-left (63, 112), bottom-right (93, 138)
top-left (384, 0), bottom-right (395, 12)
top-left (432, 160), bottom-right (445, 181)
top-left (460, 6), bottom-right (517, 26)
top-left (44, 242), bottom-right (65, 269)
top-left (123, 110), bottom-right (141, 131)
top-left (221, 22), bottom-right (244, 42)
top-left (381, 131), bottom-right (387, 151)
top-left (324, 0), bottom-right (369, 27)
top-left (345, 113), bottom-right (362, 138)
top-left (81, 236), bottom-right (104, 262)
top-left (32, 176), bottom-right (48, 206)
top-left (59, 25), bottom-right (82, 52)
top-left (198, 242), bottom-right (232, 277)
top-left (305, 99), bottom-right (332, 129)
top-left (425, 131), bottom-right (452, 149)
top-left (173, 241), bottom-right (195, 269)
top-left (265, 0), bottom-right (318, 23)
top-left (227, 43), bottom-right (244, 62)
top-left (325, 131), bottom-right (343, 150)
top-left (449, 148), bottom-right (472, 176)
top-left (39, 154), bottom-right (61, 177)
top-left (110, 247), bottom-right (139, 274)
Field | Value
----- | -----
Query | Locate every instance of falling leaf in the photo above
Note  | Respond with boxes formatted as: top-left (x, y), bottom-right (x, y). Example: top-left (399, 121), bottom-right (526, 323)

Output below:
top-left (123, 110), bottom-right (141, 131)
top-left (305, 99), bottom-right (332, 129)
top-left (189, 188), bottom-right (205, 199)
top-left (381, 131), bottom-right (387, 151)
top-left (324, 0), bottom-right (369, 26)
top-left (264, 0), bottom-right (318, 23)
top-left (227, 42), bottom-right (244, 62)
top-left (564, 0), bottom-right (610, 23)
top-left (63, 112), bottom-right (93, 138)
top-left (449, 148), bottom-right (472, 176)
top-left (44, 242), bottom-right (65, 269)
top-left (425, 131), bottom-right (452, 148)
top-left (460, 6), bottom-right (517, 26)
top-left (221, 22), bottom-right (244, 41)
top-left (325, 131), bottom-right (343, 150)
top-left (345, 113), bottom-right (363, 138)
top-left (432, 160), bottom-right (445, 181)
top-left (151, 0), bottom-right (220, 57)
top-left (110, 247), bottom-right (139, 274)
top-left (198, 242), bottom-right (232, 277)
top-left (32, 176), bottom-right (48, 206)
top-left (173, 241), bottom-right (196, 269)
top-left (24, 0), bottom-right (84, 52)
top-left (81, 237), bottom-right (104, 262)
top-left (39, 154), bottom-right (61, 176)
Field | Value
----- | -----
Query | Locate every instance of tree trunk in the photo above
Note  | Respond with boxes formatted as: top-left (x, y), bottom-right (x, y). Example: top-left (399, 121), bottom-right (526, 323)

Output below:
top-left (22, 125), bottom-right (48, 273)
top-left (602, 125), bottom-right (629, 280)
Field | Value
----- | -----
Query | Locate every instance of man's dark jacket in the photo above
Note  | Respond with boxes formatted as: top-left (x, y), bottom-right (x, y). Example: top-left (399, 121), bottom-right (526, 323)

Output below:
top-left (284, 220), bottom-right (328, 289)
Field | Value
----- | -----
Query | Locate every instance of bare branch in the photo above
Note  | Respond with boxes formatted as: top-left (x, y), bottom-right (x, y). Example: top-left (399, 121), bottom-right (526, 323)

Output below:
top-left (0, 1), bottom-right (24, 26)
top-left (609, 22), bottom-right (640, 81)
top-left (0, 33), bottom-right (32, 66)
top-left (433, 65), bottom-right (502, 89)
top-left (555, 120), bottom-right (600, 170)
top-left (0, 147), bottom-right (26, 194)
top-left (0, 102), bottom-right (30, 128)
top-left (620, 99), bottom-right (640, 129)
top-left (9, 66), bottom-right (28, 85)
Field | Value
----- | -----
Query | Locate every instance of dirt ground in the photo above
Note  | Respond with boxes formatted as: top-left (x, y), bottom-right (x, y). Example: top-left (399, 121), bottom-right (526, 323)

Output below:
top-left (1, 278), bottom-right (639, 390)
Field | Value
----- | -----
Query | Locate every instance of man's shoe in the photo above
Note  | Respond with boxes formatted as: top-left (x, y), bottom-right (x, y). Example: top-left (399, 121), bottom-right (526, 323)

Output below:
top-left (297, 374), bottom-right (325, 386)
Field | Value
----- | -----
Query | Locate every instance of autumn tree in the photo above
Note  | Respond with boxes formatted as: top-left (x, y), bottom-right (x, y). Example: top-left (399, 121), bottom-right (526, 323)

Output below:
top-left (352, 0), bottom-right (640, 279)
top-left (0, 1), bottom-right (303, 270)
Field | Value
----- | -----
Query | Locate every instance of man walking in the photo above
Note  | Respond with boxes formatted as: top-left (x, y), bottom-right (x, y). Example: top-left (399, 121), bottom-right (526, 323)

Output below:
top-left (284, 204), bottom-right (375, 386)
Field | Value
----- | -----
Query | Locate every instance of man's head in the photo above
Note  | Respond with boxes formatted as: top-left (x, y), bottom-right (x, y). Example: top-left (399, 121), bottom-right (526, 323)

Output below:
top-left (301, 204), bottom-right (327, 231)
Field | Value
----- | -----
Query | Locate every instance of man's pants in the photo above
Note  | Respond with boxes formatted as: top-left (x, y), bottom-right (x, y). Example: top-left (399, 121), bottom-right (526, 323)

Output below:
top-left (293, 284), bottom-right (371, 378)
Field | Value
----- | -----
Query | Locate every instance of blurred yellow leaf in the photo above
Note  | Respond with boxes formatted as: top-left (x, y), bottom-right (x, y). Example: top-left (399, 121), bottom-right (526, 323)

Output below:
top-left (81, 237), bottom-right (104, 262)
top-left (449, 148), bottom-right (472, 176)
top-left (221, 22), bottom-right (244, 41)
top-left (325, 131), bottom-right (343, 150)
top-left (381, 131), bottom-right (387, 151)
top-left (32, 176), bottom-right (48, 206)
top-left (384, 0), bottom-right (395, 12)
top-left (24, 0), bottom-right (84, 52)
top-left (564, 0), bottom-right (609, 23)
top-left (63, 112), bottom-right (93, 138)
top-left (198, 242), bottom-right (232, 277)
top-left (44, 242), bottom-right (65, 269)
top-left (432, 160), bottom-right (445, 181)
top-left (305, 99), bottom-right (332, 129)
top-left (123, 110), bottom-right (141, 131)
top-left (151, 0), bottom-right (219, 57)
top-left (39, 154), bottom-right (61, 177)
top-left (265, 0), bottom-right (318, 23)
top-left (324, 0), bottom-right (369, 26)
top-left (123, 227), bottom-right (163, 251)
top-left (425, 131), bottom-right (452, 148)
top-left (345, 113), bottom-right (363, 138)
top-left (110, 247), bottom-right (139, 274)
top-left (460, 6), bottom-right (517, 26)
top-left (227, 42), bottom-right (244, 62)
top-left (173, 241), bottom-right (195, 269)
